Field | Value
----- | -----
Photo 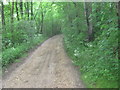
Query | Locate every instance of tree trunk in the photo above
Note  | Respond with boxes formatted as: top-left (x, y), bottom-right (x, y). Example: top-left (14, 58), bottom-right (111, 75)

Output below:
top-left (15, 1), bottom-right (19, 21)
top-left (40, 11), bottom-right (44, 34)
top-left (31, 1), bottom-right (33, 20)
top-left (117, 1), bottom-right (120, 87)
top-left (118, 2), bottom-right (120, 29)
top-left (27, 2), bottom-right (29, 20)
top-left (1, 2), bottom-right (5, 29)
top-left (117, 2), bottom-right (120, 71)
top-left (20, 1), bottom-right (23, 19)
top-left (84, 2), bottom-right (93, 42)
top-left (39, 4), bottom-right (44, 34)
top-left (11, 2), bottom-right (14, 23)
top-left (51, 3), bottom-right (54, 36)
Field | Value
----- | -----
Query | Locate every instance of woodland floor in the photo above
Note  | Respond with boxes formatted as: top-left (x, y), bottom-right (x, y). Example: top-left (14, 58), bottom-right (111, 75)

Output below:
top-left (2, 35), bottom-right (84, 88)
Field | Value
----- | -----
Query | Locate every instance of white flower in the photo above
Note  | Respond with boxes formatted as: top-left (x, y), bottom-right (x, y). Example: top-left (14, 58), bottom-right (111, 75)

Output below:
top-left (74, 49), bottom-right (79, 57)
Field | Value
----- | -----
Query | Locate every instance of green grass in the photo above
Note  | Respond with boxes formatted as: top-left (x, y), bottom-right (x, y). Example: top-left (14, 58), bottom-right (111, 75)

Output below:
top-left (81, 72), bottom-right (118, 88)
top-left (68, 51), bottom-right (118, 88)
top-left (2, 34), bottom-right (48, 68)
top-left (63, 38), bottom-right (118, 88)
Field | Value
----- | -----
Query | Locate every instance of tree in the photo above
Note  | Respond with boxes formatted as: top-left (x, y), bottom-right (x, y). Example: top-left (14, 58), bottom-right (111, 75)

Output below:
top-left (15, 1), bottom-right (20, 21)
top-left (40, 4), bottom-right (44, 34)
top-left (118, 2), bottom-right (120, 31)
top-left (117, 1), bottom-right (120, 68)
top-left (1, 2), bottom-right (5, 28)
top-left (27, 2), bottom-right (29, 20)
top-left (84, 2), bottom-right (94, 42)
top-left (31, 1), bottom-right (33, 20)
top-left (19, 0), bottom-right (23, 19)
top-left (11, 1), bottom-right (14, 23)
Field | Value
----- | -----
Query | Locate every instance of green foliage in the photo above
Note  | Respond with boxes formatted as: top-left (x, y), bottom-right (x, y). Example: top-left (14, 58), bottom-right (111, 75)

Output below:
top-left (2, 20), bottom-right (37, 50)
top-left (1, 2), bottom-right (118, 88)
top-left (2, 12), bottom-right (48, 68)
top-left (2, 2), bottom-right (62, 68)
top-left (34, 2), bottom-right (62, 37)
top-left (62, 2), bottom-right (118, 88)
top-left (2, 34), bottom-right (47, 67)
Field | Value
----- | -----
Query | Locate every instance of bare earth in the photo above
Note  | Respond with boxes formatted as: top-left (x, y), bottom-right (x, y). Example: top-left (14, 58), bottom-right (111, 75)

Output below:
top-left (3, 35), bottom-right (84, 88)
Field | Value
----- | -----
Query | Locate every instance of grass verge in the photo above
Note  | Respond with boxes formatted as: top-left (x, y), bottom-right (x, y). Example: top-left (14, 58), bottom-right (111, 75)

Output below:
top-left (2, 34), bottom-right (48, 68)
top-left (63, 38), bottom-right (118, 88)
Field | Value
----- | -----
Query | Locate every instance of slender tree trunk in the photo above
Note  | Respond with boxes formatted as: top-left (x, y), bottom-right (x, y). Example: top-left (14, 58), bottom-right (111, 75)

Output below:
top-left (84, 2), bottom-right (93, 42)
top-left (118, 2), bottom-right (120, 29)
top-left (15, 1), bottom-right (19, 21)
top-left (39, 3), bottom-right (45, 34)
top-left (31, 1), bottom-right (33, 20)
top-left (117, 1), bottom-right (120, 87)
top-left (51, 3), bottom-right (54, 36)
top-left (24, 2), bottom-right (27, 20)
top-left (40, 11), bottom-right (44, 34)
top-left (88, 3), bottom-right (93, 41)
top-left (84, 2), bottom-right (89, 27)
top-left (37, 12), bottom-right (40, 33)
top-left (34, 3), bottom-right (41, 33)
top-left (11, 2), bottom-right (14, 23)
top-left (20, 1), bottom-right (23, 19)
top-left (11, 1), bottom-right (15, 44)
top-left (117, 2), bottom-right (120, 72)
top-left (1, 2), bottom-right (5, 29)
top-left (27, 2), bottom-right (29, 20)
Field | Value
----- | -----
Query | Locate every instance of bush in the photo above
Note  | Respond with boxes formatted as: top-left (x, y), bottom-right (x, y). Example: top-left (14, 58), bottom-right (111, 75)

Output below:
top-left (62, 2), bottom-right (118, 88)
top-left (2, 20), bottom-right (37, 50)
top-left (2, 32), bottom-right (47, 68)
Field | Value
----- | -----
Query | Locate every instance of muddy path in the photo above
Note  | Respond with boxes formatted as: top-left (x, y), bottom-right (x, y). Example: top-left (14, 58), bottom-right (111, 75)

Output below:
top-left (3, 35), bottom-right (84, 88)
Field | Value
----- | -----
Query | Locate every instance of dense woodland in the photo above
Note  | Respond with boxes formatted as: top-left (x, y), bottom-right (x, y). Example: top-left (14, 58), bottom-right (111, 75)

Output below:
top-left (1, 1), bottom-right (119, 88)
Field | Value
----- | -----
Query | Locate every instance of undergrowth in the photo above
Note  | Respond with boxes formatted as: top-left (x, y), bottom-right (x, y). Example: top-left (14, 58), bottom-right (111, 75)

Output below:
top-left (62, 2), bottom-right (118, 88)
top-left (2, 34), bottom-right (47, 68)
top-left (2, 20), bottom-right (48, 68)
top-left (63, 28), bottom-right (118, 88)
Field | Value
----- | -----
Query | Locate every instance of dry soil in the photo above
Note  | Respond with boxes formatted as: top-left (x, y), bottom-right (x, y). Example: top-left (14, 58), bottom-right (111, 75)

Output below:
top-left (3, 35), bottom-right (84, 88)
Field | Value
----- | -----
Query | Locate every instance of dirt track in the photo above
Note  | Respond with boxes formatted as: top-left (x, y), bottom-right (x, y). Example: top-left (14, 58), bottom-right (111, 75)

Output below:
top-left (3, 35), bottom-right (84, 88)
